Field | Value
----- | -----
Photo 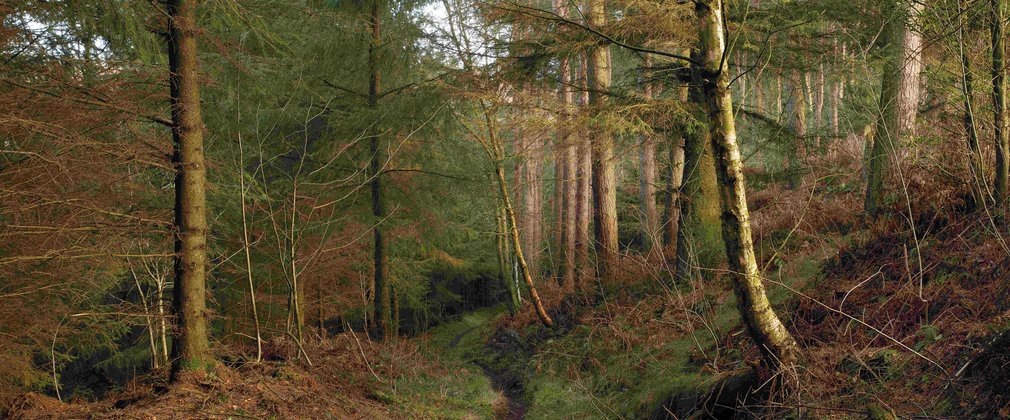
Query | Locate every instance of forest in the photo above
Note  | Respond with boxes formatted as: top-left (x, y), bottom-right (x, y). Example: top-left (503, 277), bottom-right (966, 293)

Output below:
top-left (3, 0), bottom-right (1010, 418)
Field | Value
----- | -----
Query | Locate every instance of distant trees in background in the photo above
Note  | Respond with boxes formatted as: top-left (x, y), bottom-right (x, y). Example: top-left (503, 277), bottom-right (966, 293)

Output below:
top-left (3, 0), bottom-right (1010, 402)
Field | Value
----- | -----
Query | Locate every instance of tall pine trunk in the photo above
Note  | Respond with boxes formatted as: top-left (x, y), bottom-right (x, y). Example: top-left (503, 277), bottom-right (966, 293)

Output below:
top-left (787, 70), bottom-right (806, 188)
top-left (588, 0), bottom-right (619, 279)
top-left (663, 81), bottom-right (688, 264)
top-left (696, 0), bottom-right (800, 368)
top-left (639, 55), bottom-right (659, 255)
top-left (865, 0), bottom-right (923, 215)
top-left (575, 55), bottom-right (593, 287)
top-left (368, 0), bottom-right (391, 339)
top-left (167, 0), bottom-right (213, 376)
top-left (555, 0), bottom-right (577, 291)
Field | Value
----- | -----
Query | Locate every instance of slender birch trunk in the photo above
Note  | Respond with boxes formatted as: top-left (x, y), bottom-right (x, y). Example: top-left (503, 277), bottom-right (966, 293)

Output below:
top-left (994, 0), bottom-right (1009, 206)
top-left (958, 3), bottom-right (987, 208)
top-left (237, 133), bottom-right (262, 362)
top-left (496, 162), bottom-right (554, 326)
top-left (696, 0), bottom-right (800, 368)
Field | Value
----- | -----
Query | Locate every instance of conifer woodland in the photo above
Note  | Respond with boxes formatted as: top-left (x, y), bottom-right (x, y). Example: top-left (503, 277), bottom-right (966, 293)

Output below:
top-left (8, 0), bottom-right (1010, 418)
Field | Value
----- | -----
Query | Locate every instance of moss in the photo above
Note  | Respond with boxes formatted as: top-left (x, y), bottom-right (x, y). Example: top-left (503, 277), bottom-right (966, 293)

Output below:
top-left (387, 305), bottom-right (506, 418)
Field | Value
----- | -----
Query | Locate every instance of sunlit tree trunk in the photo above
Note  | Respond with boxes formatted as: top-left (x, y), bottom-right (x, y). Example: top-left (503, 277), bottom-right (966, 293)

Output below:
top-left (787, 70), bottom-right (806, 188)
top-left (775, 71), bottom-right (783, 122)
top-left (496, 162), bottom-right (554, 326)
top-left (865, 0), bottom-right (923, 215)
top-left (588, 0), bottom-right (619, 279)
top-left (639, 55), bottom-right (659, 255)
top-left (994, 0), bottom-right (1009, 207)
top-left (815, 64), bottom-right (825, 148)
top-left (368, 0), bottom-right (391, 339)
top-left (555, 0), bottom-right (577, 292)
top-left (167, 0), bottom-right (213, 377)
top-left (696, 0), bottom-right (800, 368)
top-left (575, 55), bottom-right (593, 287)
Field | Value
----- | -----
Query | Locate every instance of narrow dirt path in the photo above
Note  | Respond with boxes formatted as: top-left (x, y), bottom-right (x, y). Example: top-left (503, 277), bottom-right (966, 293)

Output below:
top-left (443, 309), bottom-right (527, 419)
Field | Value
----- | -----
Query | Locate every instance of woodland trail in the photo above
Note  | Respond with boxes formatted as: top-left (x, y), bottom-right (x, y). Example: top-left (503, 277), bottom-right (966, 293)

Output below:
top-left (437, 306), bottom-right (528, 419)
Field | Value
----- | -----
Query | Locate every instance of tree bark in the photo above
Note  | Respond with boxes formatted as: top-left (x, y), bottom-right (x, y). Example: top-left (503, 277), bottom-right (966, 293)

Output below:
top-left (639, 55), bottom-right (659, 255)
top-left (994, 0), bottom-right (1009, 207)
top-left (663, 83), bottom-right (687, 264)
top-left (676, 51), bottom-right (725, 284)
top-left (865, 0), bottom-right (923, 215)
top-left (368, 0), bottom-right (391, 339)
top-left (958, 3), bottom-right (987, 208)
top-left (167, 0), bottom-right (213, 377)
top-left (788, 70), bottom-right (806, 188)
top-left (815, 64), bottom-right (825, 148)
top-left (575, 55), bottom-right (593, 288)
top-left (696, 0), bottom-right (800, 368)
top-left (588, 0), bottom-right (619, 279)
top-left (555, 0), bottom-right (577, 292)
top-left (497, 163), bottom-right (554, 326)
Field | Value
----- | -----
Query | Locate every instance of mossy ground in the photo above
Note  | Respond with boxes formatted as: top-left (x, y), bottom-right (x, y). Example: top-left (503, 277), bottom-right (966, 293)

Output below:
top-left (501, 238), bottom-right (838, 419)
top-left (386, 306), bottom-right (508, 418)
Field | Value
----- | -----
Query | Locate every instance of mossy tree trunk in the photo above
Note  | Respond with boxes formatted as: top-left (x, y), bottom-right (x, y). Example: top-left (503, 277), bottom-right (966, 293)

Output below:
top-left (676, 51), bottom-right (724, 284)
top-left (696, 0), bottom-right (800, 368)
top-left (864, 0), bottom-right (923, 215)
top-left (167, 0), bottom-right (213, 377)
top-left (496, 163), bottom-right (554, 327)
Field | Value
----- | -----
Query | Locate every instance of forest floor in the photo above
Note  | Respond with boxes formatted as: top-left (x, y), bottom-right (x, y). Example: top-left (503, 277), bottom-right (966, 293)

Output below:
top-left (10, 164), bottom-right (1010, 418)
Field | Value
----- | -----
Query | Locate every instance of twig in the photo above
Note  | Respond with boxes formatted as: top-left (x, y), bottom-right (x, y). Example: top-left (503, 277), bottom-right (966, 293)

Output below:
top-left (347, 323), bottom-right (382, 382)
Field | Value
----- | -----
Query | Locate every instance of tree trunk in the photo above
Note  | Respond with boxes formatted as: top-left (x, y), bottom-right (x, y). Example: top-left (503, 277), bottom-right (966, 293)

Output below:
top-left (496, 163), bottom-right (554, 327)
top-left (368, 0), bottom-right (391, 339)
top-left (696, 0), bottom-right (800, 368)
top-left (588, 0), bottom-right (619, 279)
top-left (237, 133), bottom-right (262, 362)
top-left (775, 71), bottom-right (783, 122)
top-left (663, 82), bottom-right (688, 264)
top-left (554, 0), bottom-right (577, 292)
top-left (958, 3), bottom-right (987, 208)
top-left (994, 0), bottom-right (1009, 207)
top-left (167, 0), bottom-right (213, 377)
top-left (676, 51), bottom-right (724, 284)
top-left (497, 204), bottom-right (521, 313)
top-left (815, 64), bottom-right (825, 149)
top-left (788, 70), bottom-right (806, 188)
top-left (575, 55), bottom-right (593, 288)
top-left (865, 0), bottom-right (923, 215)
top-left (639, 55), bottom-right (659, 255)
